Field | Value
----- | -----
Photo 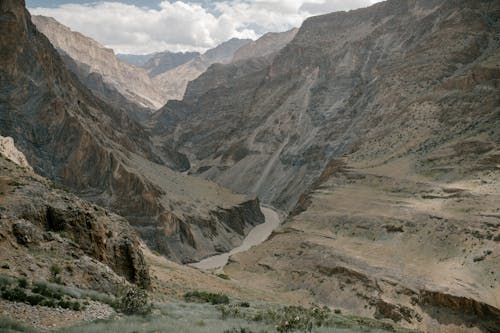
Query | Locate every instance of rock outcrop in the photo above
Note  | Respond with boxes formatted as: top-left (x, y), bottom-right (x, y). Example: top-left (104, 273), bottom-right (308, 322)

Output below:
top-left (0, 153), bottom-right (151, 291)
top-left (0, 136), bottom-right (33, 172)
top-left (0, 0), bottom-right (264, 263)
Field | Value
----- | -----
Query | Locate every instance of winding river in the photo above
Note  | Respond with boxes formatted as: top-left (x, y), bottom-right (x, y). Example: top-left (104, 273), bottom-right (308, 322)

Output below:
top-left (191, 206), bottom-right (282, 270)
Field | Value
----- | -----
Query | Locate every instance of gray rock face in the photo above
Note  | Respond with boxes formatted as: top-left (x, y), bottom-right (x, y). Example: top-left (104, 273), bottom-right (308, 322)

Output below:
top-left (0, 0), bottom-right (264, 263)
top-left (152, 0), bottom-right (500, 212)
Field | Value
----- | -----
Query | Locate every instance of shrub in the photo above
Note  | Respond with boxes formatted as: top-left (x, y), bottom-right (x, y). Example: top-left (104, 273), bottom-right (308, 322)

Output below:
top-left (18, 278), bottom-right (29, 289)
top-left (223, 328), bottom-right (255, 333)
top-left (2, 287), bottom-right (29, 303)
top-left (239, 302), bottom-right (250, 308)
top-left (32, 281), bottom-right (65, 300)
top-left (184, 291), bottom-right (230, 305)
top-left (217, 273), bottom-right (231, 280)
top-left (118, 287), bottom-right (152, 315)
top-left (49, 264), bottom-right (62, 284)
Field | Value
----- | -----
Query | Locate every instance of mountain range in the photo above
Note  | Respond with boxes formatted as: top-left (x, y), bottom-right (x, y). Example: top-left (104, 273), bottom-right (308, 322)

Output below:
top-left (0, 0), bottom-right (498, 332)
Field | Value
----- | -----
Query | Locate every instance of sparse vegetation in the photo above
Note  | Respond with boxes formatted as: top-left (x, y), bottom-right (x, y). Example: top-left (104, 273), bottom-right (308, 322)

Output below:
top-left (217, 273), bottom-right (231, 280)
top-left (118, 287), bottom-right (152, 315)
top-left (0, 274), bottom-right (119, 313)
top-left (184, 290), bottom-right (230, 305)
top-left (218, 304), bottom-right (343, 333)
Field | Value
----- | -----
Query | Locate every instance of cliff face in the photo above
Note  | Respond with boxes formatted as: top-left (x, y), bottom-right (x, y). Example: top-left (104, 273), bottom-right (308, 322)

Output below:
top-left (0, 0), bottom-right (264, 264)
top-left (32, 15), bottom-right (164, 110)
top-left (0, 153), bottom-right (150, 291)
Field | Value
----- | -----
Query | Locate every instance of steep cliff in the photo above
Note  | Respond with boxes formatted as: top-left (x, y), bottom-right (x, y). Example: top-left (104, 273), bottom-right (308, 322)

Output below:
top-left (32, 15), bottom-right (164, 110)
top-left (0, 0), bottom-right (264, 263)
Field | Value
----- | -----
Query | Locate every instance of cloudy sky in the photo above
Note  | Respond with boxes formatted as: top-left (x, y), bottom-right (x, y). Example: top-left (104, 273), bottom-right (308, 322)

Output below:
top-left (27, 0), bottom-right (383, 55)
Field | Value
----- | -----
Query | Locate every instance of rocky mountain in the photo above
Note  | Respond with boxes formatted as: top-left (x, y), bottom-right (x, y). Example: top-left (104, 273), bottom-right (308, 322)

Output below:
top-left (232, 28), bottom-right (298, 63)
top-left (149, 0), bottom-right (500, 330)
top-left (1, 0), bottom-right (264, 264)
top-left (32, 15), bottom-right (164, 110)
top-left (143, 51), bottom-right (200, 77)
top-left (152, 38), bottom-right (251, 102)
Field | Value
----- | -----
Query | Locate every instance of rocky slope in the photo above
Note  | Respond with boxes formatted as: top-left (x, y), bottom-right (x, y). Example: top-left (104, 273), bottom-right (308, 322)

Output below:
top-left (1, 0), bottom-right (264, 263)
top-left (150, 0), bottom-right (500, 330)
top-left (32, 15), bottom-right (164, 110)
top-left (151, 38), bottom-right (251, 102)
top-left (0, 153), bottom-right (150, 292)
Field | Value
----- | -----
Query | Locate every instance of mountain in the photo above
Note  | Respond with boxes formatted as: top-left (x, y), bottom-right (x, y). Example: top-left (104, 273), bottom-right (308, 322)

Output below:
top-left (1, 0), bottom-right (264, 264)
top-left (117, 53), bottom-right (156, 67)
top-left (149, 0), bottom-right (500, 330)
top-left (32, 15), bottom-right (164, 110)
top-left (151, 38), bottom-right (251, 102)
top-left (232, 28), bottom-right (298, 63)
top-left (143, 51), bottom-right (200, 77)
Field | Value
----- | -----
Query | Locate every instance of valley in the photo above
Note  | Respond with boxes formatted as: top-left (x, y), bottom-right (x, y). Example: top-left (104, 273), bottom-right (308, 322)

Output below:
top-left (0, 0), bottom-right (499, 332)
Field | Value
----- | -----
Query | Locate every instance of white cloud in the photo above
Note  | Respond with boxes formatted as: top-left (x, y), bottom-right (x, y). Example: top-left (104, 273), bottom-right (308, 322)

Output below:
top-left (29, 0), bottom-right (382, 54)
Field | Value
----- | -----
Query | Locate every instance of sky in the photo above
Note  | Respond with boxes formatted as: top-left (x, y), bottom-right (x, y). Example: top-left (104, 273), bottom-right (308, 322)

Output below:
top-left (27, 0), bottom-right (383, 55)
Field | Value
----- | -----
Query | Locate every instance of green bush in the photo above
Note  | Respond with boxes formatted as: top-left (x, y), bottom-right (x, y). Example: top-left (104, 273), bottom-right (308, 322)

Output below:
top-left (18, 278), bottom-right (29, 289)
top-left (2, 287), bottom-right (29, 303)
top-left (118, 287), bottom-right (152, 315)
top-left (32, 281), bottom-right (65, 300)
top-left (184, 291), bottom-right (230, 305)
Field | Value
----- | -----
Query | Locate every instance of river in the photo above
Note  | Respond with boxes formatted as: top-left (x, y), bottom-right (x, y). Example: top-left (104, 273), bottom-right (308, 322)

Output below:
top-left (190, 206), bottom-right (282, 270)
